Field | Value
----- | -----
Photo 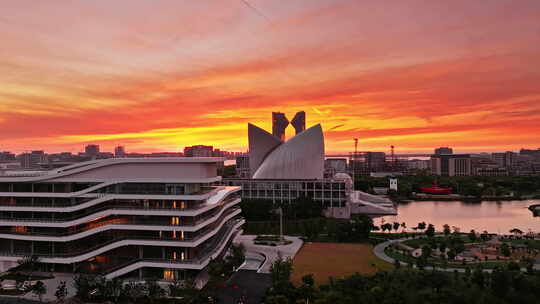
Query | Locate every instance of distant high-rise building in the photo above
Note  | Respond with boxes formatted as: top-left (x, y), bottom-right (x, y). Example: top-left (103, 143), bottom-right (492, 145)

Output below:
top-left (272, 112), bottom-right (289, 141)
top-left (114, 146), bottom-right (126, 158)
top-left (85, 144), bottom-right (100, 158)
top-left (366, 152), bottom-right (386, 171)
top-left (235, 154), bottom-right (250, 178)
top-left (431, 154), bottom-right (471, 176)
top-left (291, 111), bottom-right (306, 135)
top-left (0, 152), bottom-right (16, 162)
top-left (434, 147), bottom-right (453, 155)
top-left (491, 152), bottom-right (516, 168)
top-left (184, 145), bottom-right (213, 157)
top-left (20, 150), bottom-right (47, 169)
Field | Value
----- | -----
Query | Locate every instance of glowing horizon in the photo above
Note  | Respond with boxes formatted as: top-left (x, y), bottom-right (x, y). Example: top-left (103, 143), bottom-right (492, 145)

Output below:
top-left (1, 1), bottom-right (539, 154)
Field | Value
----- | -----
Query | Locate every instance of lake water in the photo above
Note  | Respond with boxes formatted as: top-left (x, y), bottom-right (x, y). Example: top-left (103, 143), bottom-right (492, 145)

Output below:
top-left (379, 200), bottom-right (540, 235)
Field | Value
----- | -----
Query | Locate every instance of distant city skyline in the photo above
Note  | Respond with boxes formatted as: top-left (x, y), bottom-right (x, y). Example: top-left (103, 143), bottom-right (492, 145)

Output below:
top-left (1, 1), bottom-right (539, 153)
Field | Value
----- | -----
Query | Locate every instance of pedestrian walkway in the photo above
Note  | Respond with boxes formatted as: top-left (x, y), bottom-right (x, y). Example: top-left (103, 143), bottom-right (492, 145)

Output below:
top-left (234, 235), bottom-right (303, 273)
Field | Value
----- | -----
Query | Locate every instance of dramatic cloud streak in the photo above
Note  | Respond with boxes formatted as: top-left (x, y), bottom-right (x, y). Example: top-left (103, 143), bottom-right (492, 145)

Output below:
top-left (0, 0), bottom-right (539, 153)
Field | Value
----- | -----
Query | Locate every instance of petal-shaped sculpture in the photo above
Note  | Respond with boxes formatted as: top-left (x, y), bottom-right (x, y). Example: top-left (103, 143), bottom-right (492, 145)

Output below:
top-left (253, 124), bottom-right (324, 179)
top-left (291, 111), bottom-right (306, 135)
top-left (248, 123), bottom-right (282, 177)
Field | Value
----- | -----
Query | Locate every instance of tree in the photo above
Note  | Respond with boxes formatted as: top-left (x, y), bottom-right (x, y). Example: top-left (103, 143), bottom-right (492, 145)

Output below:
top-left (480, 230), bottom-right (490, 242)
top-left (122, 281), bottom-right (147, 303)
top-left (228, 243), bottom-right (246, 268)
top-left (510, 228), bottom-right (523, 237)
top-left (73, 274), bottom-right (96, 301)
top-left (54, 281), bottom-right (68, 303)
top-left (106, 278), bottom-right (123, 303)
top-left (417, 222), bottom-right (427, 231)
top-left (298, 274), bottom-right (316, 303)
top-left (439, 241), bottom-right (447, 256)
top-left (468, 229), bottom-right (477, 242)
top-left (443, 224), bottom-right (451, 236)
top-left (425, 224), bottom-right (435, 238)
top-left (270, 255), bottom-right (294, 296)
top-left (17, 255), bottom-right (40, 279)
top-left (393, 222), bottom-right (401, 233)
top-left (447, 249), bottom-right (456, 261)
top-left (507, 261), bottom-right (521, 272)
top-left (382, 223), bottom-right (393, 233)
top-left (32, 281), bottom-right (47, 303)
top-left (146, 279), bottom-right (166, 300)
top-left (501, 243), bottom-right (511, 257)
top-left (421, 245), bottom-right (433, 260)
top-left (490, 267), bottom-right (510, 297)
top-left (471, 267), bottom-right (485, 289)
top-left (400, 222), bottom-right (407, 233)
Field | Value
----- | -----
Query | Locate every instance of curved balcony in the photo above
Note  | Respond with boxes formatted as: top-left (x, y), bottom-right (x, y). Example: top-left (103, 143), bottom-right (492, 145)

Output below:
top-left (0, 203), bottom-right (241, 241)
top-left (0, 187), bottom-right (239, 215)
top-left (0, 214), bottom-right (243, 266)
top-left (0, 194), bottom-right (240, 227)
top-left (104, 219), bottom-right (244, 280)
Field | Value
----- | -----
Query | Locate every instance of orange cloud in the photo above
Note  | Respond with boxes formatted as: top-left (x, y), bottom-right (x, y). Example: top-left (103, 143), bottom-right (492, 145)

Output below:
top-left (0, 1), bottom-right (539, 153)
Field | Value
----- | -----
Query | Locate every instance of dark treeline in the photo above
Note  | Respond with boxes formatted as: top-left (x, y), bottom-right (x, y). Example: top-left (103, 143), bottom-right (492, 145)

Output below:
top-left (355, 175), bottom-right (540, 199)
top-left (266, 258), bottom-right (540, 304)
top-left (240, 196), bottom-right (323, 221)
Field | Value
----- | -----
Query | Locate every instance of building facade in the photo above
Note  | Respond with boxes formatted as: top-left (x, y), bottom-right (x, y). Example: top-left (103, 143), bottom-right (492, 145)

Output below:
top-left (434, 147), bottom-right (453, 155)
top-left (272, 112), bottom-right (289, 142)
top-left (235, 155), bottom-right (250, 178)
top-left (0, 158), bottom-right (243, 282)
top-left (431, 154), bottom-right (471, 176)
top-left (223, 178), bottom-right (347, 208)
top-left (19, 151), bottom-right (47, 169)
top-left (291, 111), bottom-right (306, 135)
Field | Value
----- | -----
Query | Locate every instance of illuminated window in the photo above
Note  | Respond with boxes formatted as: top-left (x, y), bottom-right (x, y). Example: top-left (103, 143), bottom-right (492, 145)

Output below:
top-left (173, 251), bottom-right (177, 260)
top-left (172, 201), bottom-right (177, 209)
top-left (180, 201), bottom-right (186, 209)
top-left (164, 270), bottom-right (174, 281)
top-left (172, 231), bottom-right (176, 238)
top-left (14, 226), bottom-right (27, 233)
top-left (181, 251), bottom-right (185, 261)
top-left (171, 217), bottom-right (180, 225)
top-left (180, 231), bottom-right (185, 240)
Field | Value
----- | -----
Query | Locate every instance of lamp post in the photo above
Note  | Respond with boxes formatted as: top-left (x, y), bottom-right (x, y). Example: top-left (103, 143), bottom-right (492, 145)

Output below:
top-left (280, 207), bottom-right (284, 241)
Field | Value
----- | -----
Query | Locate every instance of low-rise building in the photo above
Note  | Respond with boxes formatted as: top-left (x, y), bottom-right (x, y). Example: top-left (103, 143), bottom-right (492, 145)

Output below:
top-left (431, 154), bottom-right (471, 176)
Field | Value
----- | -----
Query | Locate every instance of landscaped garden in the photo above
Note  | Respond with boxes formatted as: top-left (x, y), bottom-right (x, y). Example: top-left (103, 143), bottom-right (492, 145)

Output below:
top-left (290, 242), bottom-right (391, 285)
top-left (384, 225), bottom-right (540, 270)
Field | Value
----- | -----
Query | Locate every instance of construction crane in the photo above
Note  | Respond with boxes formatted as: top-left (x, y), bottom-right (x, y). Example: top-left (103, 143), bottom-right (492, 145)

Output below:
top-left (351, 138), bottom-right (359, 181)
top-left (390, 145), bottom-right (396, 171)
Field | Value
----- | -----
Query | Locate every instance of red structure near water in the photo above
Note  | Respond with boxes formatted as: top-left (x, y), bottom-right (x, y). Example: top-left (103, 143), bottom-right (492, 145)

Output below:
top-left (419, 183), bottom-right (453, 195)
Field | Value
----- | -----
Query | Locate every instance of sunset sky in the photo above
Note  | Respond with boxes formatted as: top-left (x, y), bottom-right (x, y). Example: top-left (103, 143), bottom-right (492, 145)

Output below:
top-left (1, 0), bottom-right (539, 154)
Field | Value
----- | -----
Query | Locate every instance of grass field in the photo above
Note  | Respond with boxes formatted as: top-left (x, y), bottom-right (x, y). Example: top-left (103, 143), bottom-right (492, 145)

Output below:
top-left (291, 242), bottom-right (391, 286)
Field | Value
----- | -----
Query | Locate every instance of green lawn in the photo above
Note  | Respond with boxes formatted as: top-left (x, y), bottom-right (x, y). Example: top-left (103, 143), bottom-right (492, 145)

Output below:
top-left (291, 242), bottom-right (392, 286)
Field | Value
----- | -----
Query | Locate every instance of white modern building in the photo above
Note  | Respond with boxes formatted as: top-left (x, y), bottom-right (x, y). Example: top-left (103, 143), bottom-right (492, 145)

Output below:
top-left (225, 121), bottom-right (396, 218)
top-left (0, 158), bottom-right (243, 282)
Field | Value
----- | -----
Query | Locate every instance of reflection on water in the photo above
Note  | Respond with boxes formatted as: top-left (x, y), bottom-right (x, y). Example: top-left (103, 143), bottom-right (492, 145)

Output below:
top-left (378, 200), bottom-right (540, 234)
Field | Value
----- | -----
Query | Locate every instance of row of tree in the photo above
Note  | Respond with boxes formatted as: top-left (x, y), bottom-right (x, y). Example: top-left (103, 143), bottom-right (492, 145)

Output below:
top-left (356, 175), bottom-right (540, 199)
top-left (265, 256), bottom-right (540, 304)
